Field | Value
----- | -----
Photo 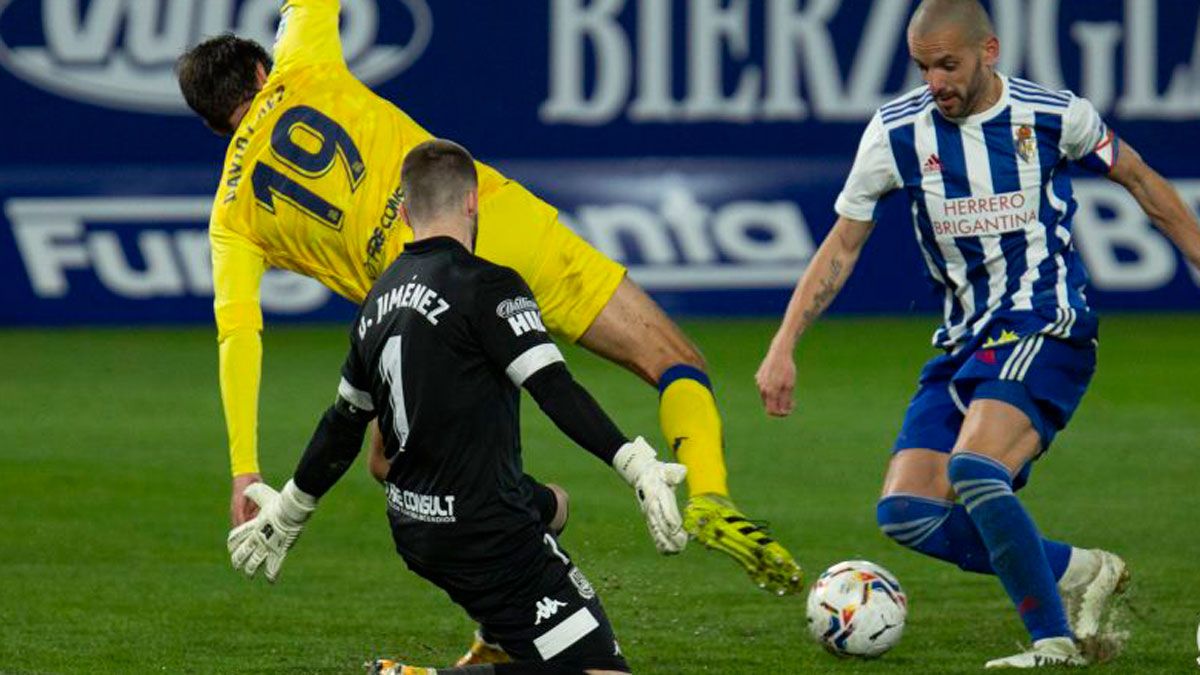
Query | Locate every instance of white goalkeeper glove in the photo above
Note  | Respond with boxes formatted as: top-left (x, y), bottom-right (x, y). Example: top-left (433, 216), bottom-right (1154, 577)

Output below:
top-left (226, 480), bottom-right (317, 583)
top-left (612, 437), bottom-right (688, 555)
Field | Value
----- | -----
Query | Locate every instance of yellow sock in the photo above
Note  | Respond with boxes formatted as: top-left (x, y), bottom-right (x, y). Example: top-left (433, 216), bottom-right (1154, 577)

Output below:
top-left (658, 365), bottom-right (728, 498)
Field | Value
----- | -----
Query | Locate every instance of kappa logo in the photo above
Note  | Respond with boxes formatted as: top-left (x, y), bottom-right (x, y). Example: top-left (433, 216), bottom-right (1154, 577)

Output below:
top-left (533, 597), bottom-right (568, 626)
top-left (0, 0), bottom-right (432, 114)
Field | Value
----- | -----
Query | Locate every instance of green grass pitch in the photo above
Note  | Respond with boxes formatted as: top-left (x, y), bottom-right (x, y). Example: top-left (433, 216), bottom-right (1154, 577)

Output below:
top-left (2, 315), bottom-right (1198, 674)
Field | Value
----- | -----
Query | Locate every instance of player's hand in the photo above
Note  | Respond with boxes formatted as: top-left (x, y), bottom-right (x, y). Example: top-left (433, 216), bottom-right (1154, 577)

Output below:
top-left (231, 472), bottom-right (263, 526)
top-left (227, 480), bottom-right (317, 583)
top-left (613, 437), bottom-right (688, 555)
top-left (756, 342), bottom-right (797, 417)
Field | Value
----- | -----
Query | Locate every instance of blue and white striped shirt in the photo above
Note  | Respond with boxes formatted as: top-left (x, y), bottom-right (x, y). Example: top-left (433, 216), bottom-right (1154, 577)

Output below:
top-left (836, 74), bottom-right (1118, 349)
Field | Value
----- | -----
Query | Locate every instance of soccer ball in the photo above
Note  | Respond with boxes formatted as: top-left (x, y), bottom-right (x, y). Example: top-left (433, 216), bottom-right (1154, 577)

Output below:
top-left (805, 560), bottom-right (907, 658)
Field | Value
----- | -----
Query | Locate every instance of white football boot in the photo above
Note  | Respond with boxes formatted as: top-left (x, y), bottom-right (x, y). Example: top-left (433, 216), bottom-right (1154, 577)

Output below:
top-left (984, 637), bottom-right (1086, 669)
top-left (1057, 549), bottom-right (1129, 641)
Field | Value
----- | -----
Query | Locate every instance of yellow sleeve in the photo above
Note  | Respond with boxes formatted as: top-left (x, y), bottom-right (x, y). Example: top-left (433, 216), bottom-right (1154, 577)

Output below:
top-left (211, 222), bottom-right (267, 477)
top-left (273, 0), bottom-right (344, 73)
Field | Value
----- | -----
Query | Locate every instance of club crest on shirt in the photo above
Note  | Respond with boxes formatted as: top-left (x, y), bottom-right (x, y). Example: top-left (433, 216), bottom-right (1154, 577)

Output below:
top-left (1015, 125), bottom-right (1037, 163)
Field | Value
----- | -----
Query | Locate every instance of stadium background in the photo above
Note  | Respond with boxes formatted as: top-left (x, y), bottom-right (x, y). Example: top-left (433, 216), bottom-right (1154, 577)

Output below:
top-left (2, 1), bottom-right (1199, 673)
top-left (2, 0), bottom-right (1198, 323)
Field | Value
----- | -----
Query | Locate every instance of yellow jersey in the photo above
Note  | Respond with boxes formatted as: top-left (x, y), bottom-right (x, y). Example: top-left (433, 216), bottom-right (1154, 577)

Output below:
top-left (209, 0), bottom-right (571, 474)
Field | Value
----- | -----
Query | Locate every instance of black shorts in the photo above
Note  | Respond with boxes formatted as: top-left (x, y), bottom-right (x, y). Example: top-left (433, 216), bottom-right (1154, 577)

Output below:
top-left (403, 532), bottom-right (628, 672)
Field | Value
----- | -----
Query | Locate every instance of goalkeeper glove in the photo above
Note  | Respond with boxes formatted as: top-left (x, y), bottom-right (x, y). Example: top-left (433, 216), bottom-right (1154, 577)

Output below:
top-left (227, 480), bottom-right (317, 583)
top-left (613, 437), bottom-right (688, 554)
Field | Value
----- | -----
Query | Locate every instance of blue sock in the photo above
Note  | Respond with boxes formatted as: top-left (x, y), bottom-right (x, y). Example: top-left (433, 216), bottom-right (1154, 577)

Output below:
top-left (877, 494), bottom-right (1073, 579)
top-left (947, 452), bottom-right (1071, 641)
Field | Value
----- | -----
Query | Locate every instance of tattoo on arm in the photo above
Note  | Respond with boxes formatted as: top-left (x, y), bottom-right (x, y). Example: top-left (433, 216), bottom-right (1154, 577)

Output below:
top-left (801, 257), bottom-right (844, 326)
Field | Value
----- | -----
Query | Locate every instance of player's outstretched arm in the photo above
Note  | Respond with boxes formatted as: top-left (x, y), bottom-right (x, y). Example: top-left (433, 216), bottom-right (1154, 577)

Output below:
top-left (273, 0), bottom-right (345, 73)
top-left (757, 216), bottom-right (875, 417)
top-left (1106, 141), bottom-right (1200, 271)
top-left (211, 226), bottom-right (268, 525)
top-left (523, 363), bottom-right (688, 554)
top-left (475, 266), bottom-right (687, 552)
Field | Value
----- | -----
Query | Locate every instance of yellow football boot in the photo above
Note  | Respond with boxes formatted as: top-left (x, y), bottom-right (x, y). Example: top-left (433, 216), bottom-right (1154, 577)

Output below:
top-left (684, 494), bottom-right (804, 595)
top-left (453, 630), bottom-right (512, 667)
top-left (365, 660), bottom-right (435, 675)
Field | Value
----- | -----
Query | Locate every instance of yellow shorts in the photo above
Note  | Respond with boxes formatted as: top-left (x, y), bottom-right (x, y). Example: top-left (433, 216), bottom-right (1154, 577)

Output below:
top-left (477, 184), bottom-right (626, 343)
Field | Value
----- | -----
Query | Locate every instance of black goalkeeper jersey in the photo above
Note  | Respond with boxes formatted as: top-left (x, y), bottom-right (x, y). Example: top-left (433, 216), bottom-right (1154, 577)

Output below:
top-left (337, 236), bottom-right (565, 570)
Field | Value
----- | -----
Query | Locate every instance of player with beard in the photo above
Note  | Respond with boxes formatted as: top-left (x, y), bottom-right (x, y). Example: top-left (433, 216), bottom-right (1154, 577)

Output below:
top-left (757, 0), bottom-right (1200, 668)
top-left (226, 139), bottom-right (688, 675)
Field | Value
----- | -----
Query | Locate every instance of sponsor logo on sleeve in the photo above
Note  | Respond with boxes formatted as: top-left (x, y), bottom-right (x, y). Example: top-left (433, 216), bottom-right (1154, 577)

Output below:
top-left (497, 297), bottom-right (546, 336)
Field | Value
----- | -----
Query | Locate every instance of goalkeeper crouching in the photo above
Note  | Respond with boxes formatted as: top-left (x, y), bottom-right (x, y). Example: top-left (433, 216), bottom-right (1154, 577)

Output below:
top-left (226, 139), bottom-right (688, 674)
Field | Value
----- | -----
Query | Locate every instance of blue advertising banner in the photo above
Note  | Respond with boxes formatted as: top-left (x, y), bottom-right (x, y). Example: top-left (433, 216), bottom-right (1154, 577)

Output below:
top-left (1, 1), bottom-right (1198, 326)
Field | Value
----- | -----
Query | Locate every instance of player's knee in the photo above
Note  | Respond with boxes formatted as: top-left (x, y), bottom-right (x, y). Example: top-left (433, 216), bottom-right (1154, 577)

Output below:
top-left (876, 494), bottom-right (913, 547)
top-left (946, 451), bottom-right (1012, 501)
top-left (644, 332), bottom-right (705, 381)
top-left (666, 342), bottom-right (706, 372)
top-left (875, 493), bottom-right (951, 551)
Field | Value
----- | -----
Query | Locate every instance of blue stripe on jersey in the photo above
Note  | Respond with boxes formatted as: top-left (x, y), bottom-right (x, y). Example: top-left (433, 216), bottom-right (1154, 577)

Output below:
top-left (1050, 167), bottom-right (1088, 312)
top-left (931, 112), bottom-right (969, 195)
top-left (1011, 91), bottom-right (1070, 109)
top-left (882, 93), bottom-right (934, 124)
top-left (881, 88), bottom-right (929, 115)
top-left (933, 115), bottom-right (971, 199)
top-left (933, 115), bottom-right (988, 336)
top-left (1033, 112), bottom-right (1065, 307)
top-left (982, 109), bottom-right (1021, 193)
top-left (982, 110), bottom-right (1029, 315)
top-left (1010, 78), bottom-right (1070, 104)
top-left (889, 124), bottom-right (952, 294)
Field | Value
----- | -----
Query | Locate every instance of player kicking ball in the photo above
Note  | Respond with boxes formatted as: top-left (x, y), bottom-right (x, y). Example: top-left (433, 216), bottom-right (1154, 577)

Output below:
top-left (228, 139), bottom-right (687, 674)
top-left (757, 0), bottom-right (1200, 668)
top-left (176, 0), bottom-right (801, 605)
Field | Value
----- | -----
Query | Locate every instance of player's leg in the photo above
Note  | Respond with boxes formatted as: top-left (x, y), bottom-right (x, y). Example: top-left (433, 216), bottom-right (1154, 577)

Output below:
top-left (577, 277), bottom-right (802, 594)
top-left (451, 479), bottom-right (568, 668)
top-left (879, 450), bottom-right (1075, 578)
top-left (947, 398), bottom-right (1090, 668)
top-left (576, 277), bottom-right (725, 495)
top-left (372, 530), bottom-right (629, 674)
top-left (875, 355), bottom-right (1117, 650)
top-left (371, 418), bottom-right (568, 667)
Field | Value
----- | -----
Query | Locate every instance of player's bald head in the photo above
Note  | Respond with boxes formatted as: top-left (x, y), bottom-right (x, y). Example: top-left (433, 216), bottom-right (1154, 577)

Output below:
top-left (401, 139), bottom-right (478, 229)
top-left (908, 0), bottom-right (995, 46)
